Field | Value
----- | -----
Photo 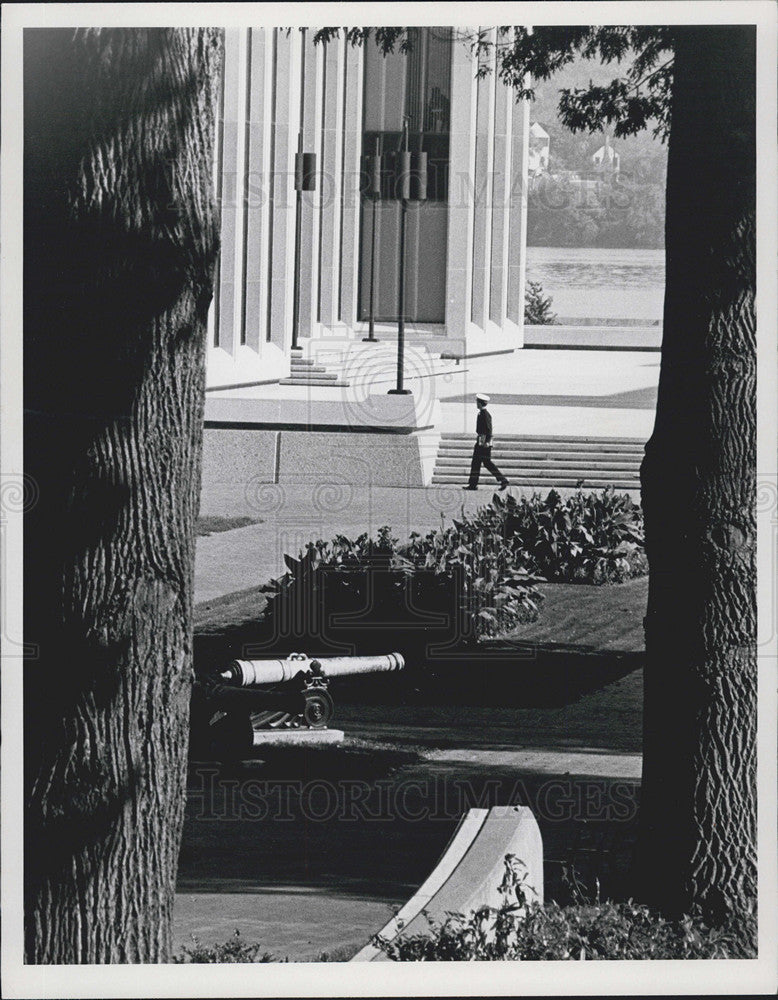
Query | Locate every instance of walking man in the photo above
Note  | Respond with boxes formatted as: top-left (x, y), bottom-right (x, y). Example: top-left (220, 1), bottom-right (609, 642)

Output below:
top-left (463, 394), bottom-right (509, 491)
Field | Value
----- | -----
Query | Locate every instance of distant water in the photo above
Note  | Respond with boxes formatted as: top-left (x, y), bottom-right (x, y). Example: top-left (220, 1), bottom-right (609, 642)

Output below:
top-left (526, 246), bottom-right (665, 324)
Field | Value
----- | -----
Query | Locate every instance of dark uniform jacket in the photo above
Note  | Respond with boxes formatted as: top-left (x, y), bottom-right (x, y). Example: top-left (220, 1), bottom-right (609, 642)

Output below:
top-left (476, 407), bottom-right (493, 447)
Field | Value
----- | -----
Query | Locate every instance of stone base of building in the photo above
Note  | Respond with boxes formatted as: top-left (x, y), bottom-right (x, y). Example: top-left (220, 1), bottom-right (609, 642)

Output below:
top-left (202, 392), bottom-right (441, 490)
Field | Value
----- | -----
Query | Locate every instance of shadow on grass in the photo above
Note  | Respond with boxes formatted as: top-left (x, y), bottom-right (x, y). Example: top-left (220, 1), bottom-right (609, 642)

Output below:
top-left (195, 600), bottom-right (642, 711)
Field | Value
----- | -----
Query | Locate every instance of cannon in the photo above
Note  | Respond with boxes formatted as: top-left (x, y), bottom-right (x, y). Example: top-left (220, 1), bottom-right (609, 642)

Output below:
top-left (222, 652), bottom-right (405, 687)
top-left (192, 652), bottom-right (405, 756)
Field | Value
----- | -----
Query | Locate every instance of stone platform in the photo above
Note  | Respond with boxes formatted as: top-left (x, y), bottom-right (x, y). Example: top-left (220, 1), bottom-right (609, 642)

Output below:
top-left (251, 729), bottom-right (344, 747)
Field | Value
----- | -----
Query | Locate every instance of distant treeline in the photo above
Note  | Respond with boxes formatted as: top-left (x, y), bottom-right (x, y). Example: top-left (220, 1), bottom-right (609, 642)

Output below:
top-left (527, 59), bottom-right (668, 249)
top-left (527, 171), bottom-right (666, 249)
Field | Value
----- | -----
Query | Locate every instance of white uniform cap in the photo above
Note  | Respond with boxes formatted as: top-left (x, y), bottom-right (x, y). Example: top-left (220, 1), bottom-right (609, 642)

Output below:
top-left (476, 393), bottom-right (490, 404)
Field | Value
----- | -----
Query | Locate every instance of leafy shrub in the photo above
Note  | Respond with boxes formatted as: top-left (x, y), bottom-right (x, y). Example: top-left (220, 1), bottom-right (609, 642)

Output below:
top-left (259, 488), bottom-right (644, 653)
top-left (400, 519), bottom-right (543, 638)
top-left (524, 279), bottom-right (557, 325)
top-left (469, 488), bottom-right (647, 585)
top-left (380, 897), bottom-right (757, 961)
top-left (174, 929), bottom-right (275, 963)
top-left (376, 858), bottom-right (757, 961)
top-left (171, 861), bottom-right (756, 964)
top-left (259, 521), bottom-right (542, 652)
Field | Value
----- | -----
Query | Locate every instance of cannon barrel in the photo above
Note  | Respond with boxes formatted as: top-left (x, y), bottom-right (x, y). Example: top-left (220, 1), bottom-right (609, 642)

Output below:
top-left (222, 652), bottom-right (405, 687)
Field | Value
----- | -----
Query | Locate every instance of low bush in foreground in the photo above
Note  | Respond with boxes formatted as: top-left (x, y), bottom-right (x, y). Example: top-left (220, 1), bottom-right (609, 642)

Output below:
top-left (377, 897), bottom-right (757, 961)
top-left (174, 930), bottom-right (275, 963)
top-left (172, 893), bottom-right (756, 963)
top-left (374, 855), bottom-right (757, 961)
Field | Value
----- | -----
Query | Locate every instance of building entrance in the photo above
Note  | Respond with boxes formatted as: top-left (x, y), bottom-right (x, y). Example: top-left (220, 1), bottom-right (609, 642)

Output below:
top-left (358, 28), bottom-right (452, 324)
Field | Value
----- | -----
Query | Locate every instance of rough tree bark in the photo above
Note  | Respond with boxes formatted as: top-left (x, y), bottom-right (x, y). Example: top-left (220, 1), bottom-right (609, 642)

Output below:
top-left (639, 25), bottom-right (756, 920)
top-left (24, 29), bottom-right (222, 962)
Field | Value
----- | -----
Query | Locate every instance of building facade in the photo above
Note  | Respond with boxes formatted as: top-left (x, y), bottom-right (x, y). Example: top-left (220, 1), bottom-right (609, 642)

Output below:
top-left (206, 26), bottom-right (531, 390)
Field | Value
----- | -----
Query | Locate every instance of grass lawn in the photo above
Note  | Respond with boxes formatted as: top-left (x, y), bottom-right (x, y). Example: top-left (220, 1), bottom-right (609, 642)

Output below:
top-left (498, 576), bottom-right (646, 654)
top-left (194, 576), bottom-right (647, 653)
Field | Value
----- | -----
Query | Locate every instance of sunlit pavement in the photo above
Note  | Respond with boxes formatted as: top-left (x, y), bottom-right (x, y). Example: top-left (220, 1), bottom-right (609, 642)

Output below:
top-left (433, 348), bottom-right (658, 438)
top-left (206, 346), bottom-right (659, 437)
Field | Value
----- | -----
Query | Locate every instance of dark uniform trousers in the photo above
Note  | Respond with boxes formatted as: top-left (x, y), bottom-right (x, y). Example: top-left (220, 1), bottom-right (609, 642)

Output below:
top-left (467, 407), bottom-right (508, 488)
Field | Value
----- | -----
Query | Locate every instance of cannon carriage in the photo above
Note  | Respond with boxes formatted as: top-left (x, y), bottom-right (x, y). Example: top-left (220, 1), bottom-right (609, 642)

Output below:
top-left (191, 652), bottom-right (405, 757)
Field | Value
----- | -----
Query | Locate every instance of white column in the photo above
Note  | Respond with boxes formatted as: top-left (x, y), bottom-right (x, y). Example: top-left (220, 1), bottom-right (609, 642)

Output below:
top-left (338, 42), bottom-right (365, 332)
top-left (444, 30), bottom-right (478, 346)
top-left (206, 46), bottom-right (224, 350)
top-left (507, 80), bottom-right (530, 346)
top-left (298, 28), bottom-right (324, 339)
top-left (267, 28), bottom-right (302, 352)
top-left (243, 28), bottom-right (271, 353)
top-left (489, 74), bottom-right (513, 329)
top-left (317, 35), bottom-right (346, 334)
top-left (216, 28), bottom-right (249, 358)
top-left (470, 28), bottom-right (497, 331)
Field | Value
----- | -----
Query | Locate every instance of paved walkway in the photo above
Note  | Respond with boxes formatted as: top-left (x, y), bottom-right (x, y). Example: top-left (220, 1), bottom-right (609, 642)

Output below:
top-left (207, 346), bottom-right (659, 439)
top-left (436, 348), bottom-right (658, 438)
top-left (174, 734), bottom-right (640, 959)
top-left (174, 890), bottom-right (392, 963)
top-left (173, 748), bottom-right (641, 961)
top-left (175, 737), bottom-right (643, 960)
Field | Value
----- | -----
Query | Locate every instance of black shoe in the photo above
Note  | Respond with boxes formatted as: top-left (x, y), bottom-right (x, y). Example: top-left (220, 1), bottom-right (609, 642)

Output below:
top-left (498, 481), bottom-right (509, 491)
top-left (462, 486), bottom-right (478, 491)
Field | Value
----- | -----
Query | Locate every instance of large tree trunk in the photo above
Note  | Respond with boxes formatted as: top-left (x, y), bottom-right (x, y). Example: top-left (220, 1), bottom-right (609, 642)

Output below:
top-left (24, 28), bottom-right (221, 962)
top-left (639, 26), bottom-right (756, 921)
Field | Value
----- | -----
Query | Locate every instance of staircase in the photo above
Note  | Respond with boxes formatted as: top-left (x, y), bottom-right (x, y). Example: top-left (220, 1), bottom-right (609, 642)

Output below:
top-left (279, 354), bottom-right (350, 387)
top-left (431, 434), bottom-right (644, 490)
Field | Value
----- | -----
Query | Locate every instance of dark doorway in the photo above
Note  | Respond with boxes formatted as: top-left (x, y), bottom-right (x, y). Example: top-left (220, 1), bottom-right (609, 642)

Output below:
top-left (358, 28), bottom-right (452, 324)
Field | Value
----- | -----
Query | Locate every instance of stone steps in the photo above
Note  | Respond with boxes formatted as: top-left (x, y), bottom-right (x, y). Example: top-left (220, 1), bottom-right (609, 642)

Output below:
top-left (431, 433), bottom-right (645, 490)
top-left (432, 475), bottom-right (640, 490)
top-left (279, 355), bottom-right (350, 388)
top-left (284, 371), bottom-right (339, 381)
top-left (439, 433), bottom-right (645, 448)
top-left (436, 456), bottom-right (642, 471)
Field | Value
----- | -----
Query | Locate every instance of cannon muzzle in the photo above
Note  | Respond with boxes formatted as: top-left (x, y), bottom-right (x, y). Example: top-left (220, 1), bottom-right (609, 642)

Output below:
top-left (221, 652), bottom-right (405, 687)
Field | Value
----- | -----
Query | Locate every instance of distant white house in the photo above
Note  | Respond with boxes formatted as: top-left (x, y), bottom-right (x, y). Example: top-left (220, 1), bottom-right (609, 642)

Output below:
top-left (528, 121), bottom-right (550, 176)
top-left (592, 134), bottom-right (620, 173)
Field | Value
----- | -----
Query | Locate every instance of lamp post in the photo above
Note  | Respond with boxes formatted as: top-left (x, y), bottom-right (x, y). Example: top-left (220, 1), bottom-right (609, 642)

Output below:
top-left (292, 131), bottom-right (316, 353)
top-left (363, 136), bottom-right (382, 343)
top-left (388, 121), bottom-right (427, 395)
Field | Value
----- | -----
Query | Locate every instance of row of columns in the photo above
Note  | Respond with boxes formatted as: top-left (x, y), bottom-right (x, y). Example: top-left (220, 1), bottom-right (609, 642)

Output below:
top-left (207, 27), bottom-right (528, 387)
top-left (209, 28), bottom-right (365, 383)
top-left (446, 28), bottom-right (529, 346)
